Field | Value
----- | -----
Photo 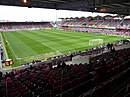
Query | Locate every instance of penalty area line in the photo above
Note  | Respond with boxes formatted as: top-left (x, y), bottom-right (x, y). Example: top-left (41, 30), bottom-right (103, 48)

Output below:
top-left (41, 43), bottom-right (62, 54)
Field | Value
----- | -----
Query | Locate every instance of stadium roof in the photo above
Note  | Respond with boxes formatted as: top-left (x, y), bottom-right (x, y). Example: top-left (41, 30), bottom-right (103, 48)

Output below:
top-left (0, 0), bottom-right (130, 15)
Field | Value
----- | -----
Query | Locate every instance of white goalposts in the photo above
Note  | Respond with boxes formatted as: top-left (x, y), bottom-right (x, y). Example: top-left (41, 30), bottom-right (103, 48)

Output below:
top-left (89, 39), bottom-right (104, 46)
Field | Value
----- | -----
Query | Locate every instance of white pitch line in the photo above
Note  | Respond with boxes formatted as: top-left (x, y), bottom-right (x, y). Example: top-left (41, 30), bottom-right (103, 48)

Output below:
top-left (41, 42), bottom-right (60, 53)
top-left (3, 33), bottom-right (18, 59)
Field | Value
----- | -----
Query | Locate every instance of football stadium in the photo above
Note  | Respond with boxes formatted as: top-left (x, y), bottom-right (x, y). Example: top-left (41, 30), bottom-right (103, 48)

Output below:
top-left (0, 0), bottom-right (130, 97)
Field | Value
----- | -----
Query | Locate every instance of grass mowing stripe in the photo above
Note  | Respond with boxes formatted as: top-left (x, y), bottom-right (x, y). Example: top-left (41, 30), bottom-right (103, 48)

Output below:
top-left (31, 31), bottom-right (80, 51)
top-left (15, 30), bottom-right (80, 54)
top-left (18, 30), bottom-right (127, 53)
top-left (34, 30), bottom-right (84, 39)
top-left (41, 43), bottom-right (59, 52)
top-left (2, 29), bottom-right (130, 68)
top-left (25, 30), bottom-right (84, 47)
top-left (41, 42), bottom-right (63, 55)
top-left (19, 31), bottom-right (72, 53)
top-left (12, 32), bottom-right (54, 54)
top-left (2, 33), bottom-right (18, 59)
top-left (4, 32), bottom-right (38, 58)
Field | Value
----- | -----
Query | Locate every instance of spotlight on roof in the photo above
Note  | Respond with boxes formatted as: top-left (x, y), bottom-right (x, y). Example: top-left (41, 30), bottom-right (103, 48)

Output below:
top-left (23, 0), bottom-right (27, 3)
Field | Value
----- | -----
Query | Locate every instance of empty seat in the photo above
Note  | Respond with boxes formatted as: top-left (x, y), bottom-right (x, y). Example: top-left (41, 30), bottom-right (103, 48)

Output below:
top-left (22, 91), bottom-right (33, 97)
top-left (51, 86), bottom-right (61, 96)
top-left (53, 80), bottom-right (61, 87)
top-left (71, 78), bottom-right (80, 88)
top-left (60, 89), bottom-right (72, 97)
top-left (7, 92), bottom-right (20, 97)
top-left (91, 86), bottom-right (103, 97)
top-left (61, 82), bottom-right (71, 92)
top-left (39, 90), bottom-right (50, 97)
top-left (34, 87), bottom-right (43, 96)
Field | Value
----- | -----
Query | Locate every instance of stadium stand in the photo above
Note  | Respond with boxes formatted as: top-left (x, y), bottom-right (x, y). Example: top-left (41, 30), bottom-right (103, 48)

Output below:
top-left (0, 22), bottom-right (53, 32)
top-left (1, 0), bottom-right (130, 96)
top-left (0, 19), bottom-right (130, 97)
top-left (60, 16), bottom-right (130, 36)
top-left (0, 15), bottom-right (130, 97)
top-left (1, 0), bottom-right (130, 97)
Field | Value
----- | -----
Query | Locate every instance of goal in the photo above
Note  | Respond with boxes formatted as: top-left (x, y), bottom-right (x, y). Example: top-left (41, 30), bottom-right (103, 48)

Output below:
top-left (89, 39), bottom-right (103, 46)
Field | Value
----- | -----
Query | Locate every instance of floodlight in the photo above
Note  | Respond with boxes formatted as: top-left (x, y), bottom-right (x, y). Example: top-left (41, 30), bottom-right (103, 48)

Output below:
top-left (23, 0), bottom-right (27, 3)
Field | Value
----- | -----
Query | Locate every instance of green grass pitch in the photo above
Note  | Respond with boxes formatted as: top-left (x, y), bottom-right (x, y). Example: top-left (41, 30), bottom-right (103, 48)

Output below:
top-left (1, 29), bottom-right (129, 68)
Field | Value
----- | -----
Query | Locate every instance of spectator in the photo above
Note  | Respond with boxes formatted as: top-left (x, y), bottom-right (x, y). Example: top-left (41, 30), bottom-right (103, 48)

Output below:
top-left (107, 43), bottom-right (110, 50)
top-left (62, 61), bottom-right (66, 68)
top-left (110, 43), bottom-right (113, 52)
top-left (0, 71), bottom-right (2, 78)
top-left (70, 54), bottom-right (73, 61)
top-left (32, 60), bottom-right (35, 64)
top-left (57, 63), bottom-right (62, 69)
top-left (111, 46), bottom-right (116, 52)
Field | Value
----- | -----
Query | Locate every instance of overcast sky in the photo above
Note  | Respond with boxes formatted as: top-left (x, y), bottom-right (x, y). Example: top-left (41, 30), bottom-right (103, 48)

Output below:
top-left (0, 5), bottom-right (121, 22)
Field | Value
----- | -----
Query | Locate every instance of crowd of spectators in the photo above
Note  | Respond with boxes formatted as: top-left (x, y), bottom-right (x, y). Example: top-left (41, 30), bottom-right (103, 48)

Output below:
top-left (0, 22), bottom-right (53, 32)
top-left (61, 17), bottom-right (130, 36)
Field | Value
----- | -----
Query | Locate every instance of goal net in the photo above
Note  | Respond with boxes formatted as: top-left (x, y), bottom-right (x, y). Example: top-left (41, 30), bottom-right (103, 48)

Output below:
top-left (89, 39), bottom-right (103, 46)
